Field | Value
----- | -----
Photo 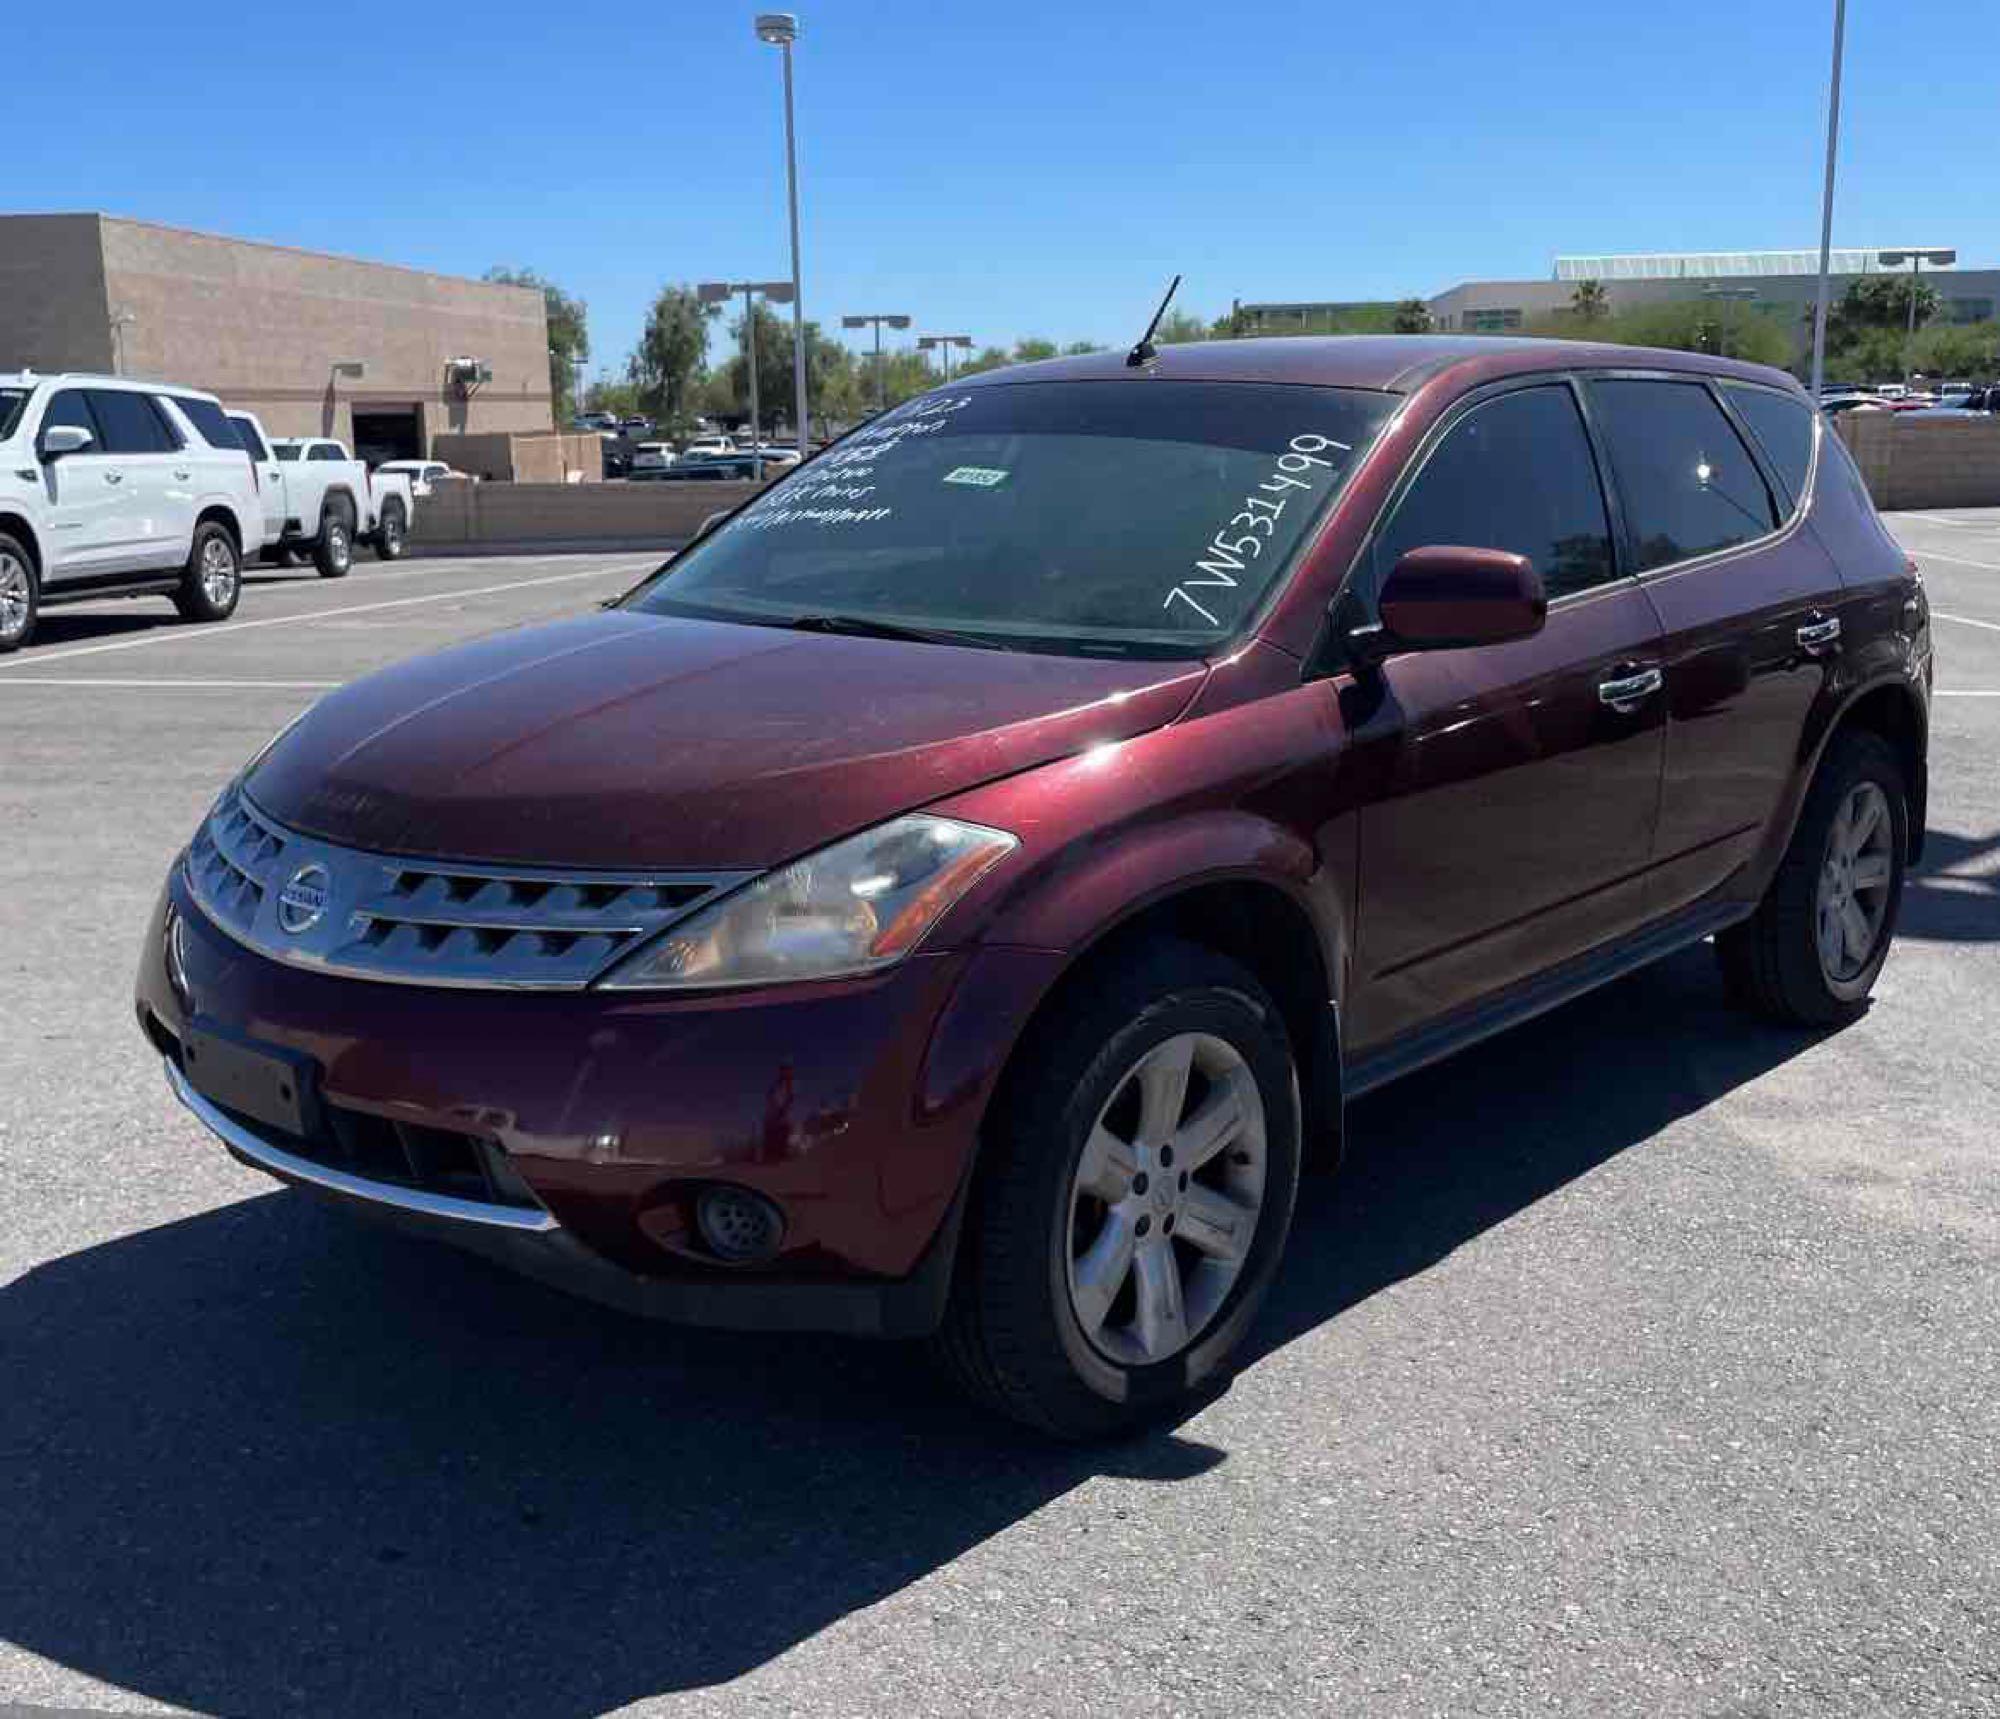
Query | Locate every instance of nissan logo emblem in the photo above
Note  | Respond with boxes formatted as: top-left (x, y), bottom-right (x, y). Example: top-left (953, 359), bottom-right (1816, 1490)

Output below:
top-left (276, 863), bottom-right (331, 935)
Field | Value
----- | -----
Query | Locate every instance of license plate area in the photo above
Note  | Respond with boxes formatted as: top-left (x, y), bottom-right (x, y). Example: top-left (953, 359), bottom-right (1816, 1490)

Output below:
top-left (180, 1021), bottom-right (315, 1137)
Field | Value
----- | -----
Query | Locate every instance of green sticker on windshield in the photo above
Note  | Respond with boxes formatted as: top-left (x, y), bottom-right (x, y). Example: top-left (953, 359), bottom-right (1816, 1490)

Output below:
top-left (943, 465), bottom-right (1009, 488)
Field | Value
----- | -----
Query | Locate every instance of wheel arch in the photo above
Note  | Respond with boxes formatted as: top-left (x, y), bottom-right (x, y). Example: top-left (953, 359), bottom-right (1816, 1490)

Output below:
top-left (0, 511), bottom-right (43, 576)
top-left (1827, 679), bottom-right (1928, 864)
top-left (192, 503), bottom-right (242, 554)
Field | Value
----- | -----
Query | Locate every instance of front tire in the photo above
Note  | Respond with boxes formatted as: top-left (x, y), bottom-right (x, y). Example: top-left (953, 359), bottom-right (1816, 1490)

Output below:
top-left (0, 534), bottom-right (38, 653)
top-left (314, 505), bottom-right (354, 578)
top-left (373, 500), bottom-right (407, 561)
top-left (935, 940), bottom-right (1301, 1439)
top-left (1717, 729), bottom-right (1907, 1026)
top-left (173, 521), bottom-right (241, 623)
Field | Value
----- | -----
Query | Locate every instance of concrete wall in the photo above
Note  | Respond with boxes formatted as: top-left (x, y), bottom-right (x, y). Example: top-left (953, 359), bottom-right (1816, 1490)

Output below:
top-left (411, 481), bottom-right (767, 550)
top-left (430, 432), bottom-right (604, 483)
top-left (0, 214), bottom-right (114, 372)
top-left (1837, 412), bottom-right (2000, 510)
top-left (0, 214), bottom-right (552, 452)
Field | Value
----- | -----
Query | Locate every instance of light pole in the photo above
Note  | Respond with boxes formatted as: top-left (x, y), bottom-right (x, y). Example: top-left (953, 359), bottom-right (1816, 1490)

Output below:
top-left (1701, 285), bottom-right (1758, 357)
top-left (916, 334), bottom-right (972, 383)
top-left (842, 313), bottom-right (912, 414)
top-left (1878, 248), bottom-right (1956, 387)
top-left (699, 279), bottom-right (794, 480)
top-left (756, 14), bottom-right (810, 458)
top-left (1808, 0), bottom-right (1847, 402)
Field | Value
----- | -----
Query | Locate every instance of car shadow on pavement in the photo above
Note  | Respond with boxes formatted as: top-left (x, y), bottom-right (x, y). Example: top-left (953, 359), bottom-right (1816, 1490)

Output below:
top-left (0, 946), bottom-right (1821, 1717)
top-left (1899, 828), bottom-right (2000, 944)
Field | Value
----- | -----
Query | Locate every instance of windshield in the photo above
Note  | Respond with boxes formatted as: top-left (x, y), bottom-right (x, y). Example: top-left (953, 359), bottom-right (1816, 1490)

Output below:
top-left (0, 387), bottom-right (29, 441)
top-left (628, 380), bottom-right (1391, 657)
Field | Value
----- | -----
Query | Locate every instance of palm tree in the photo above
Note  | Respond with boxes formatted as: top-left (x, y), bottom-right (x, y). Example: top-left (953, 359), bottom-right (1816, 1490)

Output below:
top-left (1570, 279), bottom-right (1610, 322)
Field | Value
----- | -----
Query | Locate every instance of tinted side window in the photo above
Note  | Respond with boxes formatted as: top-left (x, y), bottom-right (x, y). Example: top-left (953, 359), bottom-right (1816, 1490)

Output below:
top-left (1723, 384), bottom-right (1815, 509)
top-left (87, 389), bottom-right (179, 454)
top-left (167, 395), bottom-right (242, 453)
top-left (1587, 380), bottom-right (1777, 572)
top-left (40, 389), bottom-right (101, 449)
top-left (308, 443), bottom-right (341, 463)
top-left (1371, 384), bottom-right (1615, 601)
top-left (229, 416), bottom-right (270, 461)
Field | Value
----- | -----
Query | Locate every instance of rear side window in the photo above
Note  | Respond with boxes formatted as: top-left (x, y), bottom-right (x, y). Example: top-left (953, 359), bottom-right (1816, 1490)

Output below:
top-left (308, 443), bottom-right (342, 463)
top-left (39, 389), bottom-right (100, 448)
top-left (165, 395), bottom-right (242, 454)
top-left (1723, 384), bottom-right (1815, 509)
top-left (87, 389), bottom-right (181, 454)
top-left (229, 416), bottom-right (270, 461)
top-left (275, 444), bottom-right (301, 462)
top-left (1370, 383), bottom-right (1616, 601)
top-left (1587, 380), bottom-right (1777, 572)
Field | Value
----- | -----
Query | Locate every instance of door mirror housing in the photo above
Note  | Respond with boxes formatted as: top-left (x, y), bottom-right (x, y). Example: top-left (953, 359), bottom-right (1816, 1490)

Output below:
top-left (1365, 546), bottom-right (1547, 657)
top-left (39, 423), bottom-right (94, 462)
top-left (694, 509), bottom-right (730, 541)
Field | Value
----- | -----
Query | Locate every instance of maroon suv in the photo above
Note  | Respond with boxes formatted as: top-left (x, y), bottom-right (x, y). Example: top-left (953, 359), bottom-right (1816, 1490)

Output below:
top-left (137, 337), bottom-right (1930, 1435)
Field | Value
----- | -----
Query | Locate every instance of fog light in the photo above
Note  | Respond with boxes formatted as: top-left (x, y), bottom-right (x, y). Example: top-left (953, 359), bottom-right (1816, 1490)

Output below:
top-left (695, 1185), bottom-right (785, 1264)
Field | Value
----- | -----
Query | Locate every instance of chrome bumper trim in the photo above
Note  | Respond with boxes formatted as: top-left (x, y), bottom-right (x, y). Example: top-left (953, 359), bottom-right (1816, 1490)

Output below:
top-left (163, 1057), bottom-right (559, 1234)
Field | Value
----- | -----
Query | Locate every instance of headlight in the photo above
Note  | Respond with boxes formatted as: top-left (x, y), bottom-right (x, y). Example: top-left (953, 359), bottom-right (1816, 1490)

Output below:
top-left (599, 814), bottom-right (1018, 991)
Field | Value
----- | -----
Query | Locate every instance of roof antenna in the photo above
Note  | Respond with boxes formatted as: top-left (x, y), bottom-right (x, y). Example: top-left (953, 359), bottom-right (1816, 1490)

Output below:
top-left (1126, 273), bottom-right (1182, 368)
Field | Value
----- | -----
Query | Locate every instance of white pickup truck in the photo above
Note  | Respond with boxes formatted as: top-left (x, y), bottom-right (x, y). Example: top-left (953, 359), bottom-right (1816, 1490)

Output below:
top-left (224, 416), bottom-right (416, 575)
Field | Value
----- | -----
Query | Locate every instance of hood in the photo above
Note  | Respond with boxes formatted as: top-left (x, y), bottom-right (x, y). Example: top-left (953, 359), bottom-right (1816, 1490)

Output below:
top-left (247, 610), bottom-right (1205, 869)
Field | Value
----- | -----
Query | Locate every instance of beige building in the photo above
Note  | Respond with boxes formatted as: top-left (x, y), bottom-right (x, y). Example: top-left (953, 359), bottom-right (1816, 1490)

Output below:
top-left (0, 213), bottom-right (554, 461)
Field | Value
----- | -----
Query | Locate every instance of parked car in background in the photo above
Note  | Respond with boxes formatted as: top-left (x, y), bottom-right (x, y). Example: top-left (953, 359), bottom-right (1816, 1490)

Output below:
top-left (572, 411), bottom-right (618, 433)
top-left (247, 430), bottom-right (416, 571)
top-left (373, 459), bottom-right (470, 498)
top-left (634, 453), bottom-right (761, 480)
top-left (679, 434), bottom-right (736, 460)
top-left (1821, 394), bottom-right (1894, 416)
top-left (630, 443), bottom-right (677, 474)
top-left (599, 433), bottom-right (636, 480)
top-left (620, 416), bottom-right (653, 436)
top-left (144, 338), bottom-right (1929, 1435)
top-left (0, 372), bottom-right (261, 652)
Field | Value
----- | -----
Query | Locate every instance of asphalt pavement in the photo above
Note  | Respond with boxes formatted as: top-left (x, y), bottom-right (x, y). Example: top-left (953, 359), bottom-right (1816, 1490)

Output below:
top-left (1, 524), bottom-right (1996, 1717)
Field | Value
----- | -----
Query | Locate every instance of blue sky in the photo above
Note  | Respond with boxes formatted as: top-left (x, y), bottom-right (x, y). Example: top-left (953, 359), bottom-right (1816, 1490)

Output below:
top-left (17, 0), bottom-right (2000, 378)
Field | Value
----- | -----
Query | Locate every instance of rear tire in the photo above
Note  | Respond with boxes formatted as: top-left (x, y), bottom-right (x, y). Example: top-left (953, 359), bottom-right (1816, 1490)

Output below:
top-left (933, 939), bottom-right (1301, 1439)
top-left (1716, 729), bottom-right (1907, 1027)
top-left (173, 520), bottom-right (241, 623)
top-left (0, 534), bottom-right (38, 653)
top-left (314, 504), bottom-right (354, 579)
top-left (373, 499), bottom-right (407, 561)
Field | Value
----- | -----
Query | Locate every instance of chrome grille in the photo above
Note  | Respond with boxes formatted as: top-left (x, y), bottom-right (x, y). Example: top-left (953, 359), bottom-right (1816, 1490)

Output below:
top-left (182, 786), bottom-right (751, 990)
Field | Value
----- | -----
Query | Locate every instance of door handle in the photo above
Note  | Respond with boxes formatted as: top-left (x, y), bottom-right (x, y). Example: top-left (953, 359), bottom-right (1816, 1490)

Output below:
top-left (1796, 615), bottom-right (1842, 654)
top-left (172, 468), bottom-right (192, 481)
top-left (103, 471), bottom-right (124, 485)
top-left (1597, 666), bottom-right (1664, 712)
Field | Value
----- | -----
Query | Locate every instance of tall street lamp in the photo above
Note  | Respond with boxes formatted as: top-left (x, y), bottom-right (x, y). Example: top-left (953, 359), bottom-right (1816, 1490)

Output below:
top-left (756, 14), bottom-right (810, 458)
top-left (1808, 0), bottom-right (1847, 402)
top-left (699, 279), bottom-right (794, 480)
top-left (1701, 285), bottom-right (1758, 357)
top-left (842, 313), bottom-right (912, 413)
top-left (916, 334), bottom-right (972, 383)
top-left (1878, 247), bottom-right (1956, 386)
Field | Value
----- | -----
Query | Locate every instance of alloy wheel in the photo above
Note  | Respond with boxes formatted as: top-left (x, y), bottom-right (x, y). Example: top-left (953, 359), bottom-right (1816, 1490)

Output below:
top-left (199, 534), bottom-right (237, 606)
top-left (0, 552), bottom-right (28, 643)
top-left (1064, 1031), bottom-right (1267, 1368)
top-left (1816, 780), bottom-right (1894, 983)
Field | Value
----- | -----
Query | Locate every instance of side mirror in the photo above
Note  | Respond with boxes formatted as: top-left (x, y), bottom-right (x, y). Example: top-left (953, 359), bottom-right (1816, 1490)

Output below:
top-left (1367, 546), bottom-right (1546, 656)
top-left (694, 509), bottom-right (730, 540)
top-left (39, 424), bottom-right (94, 462)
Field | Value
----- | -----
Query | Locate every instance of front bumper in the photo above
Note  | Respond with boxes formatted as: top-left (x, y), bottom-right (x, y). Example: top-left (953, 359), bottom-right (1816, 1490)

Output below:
top-left (141, 873), bottom-right (1063, 1336)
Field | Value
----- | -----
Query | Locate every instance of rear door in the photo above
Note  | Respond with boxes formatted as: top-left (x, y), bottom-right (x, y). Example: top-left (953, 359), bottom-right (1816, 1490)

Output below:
top-left (86, 388), bottom-right (191, 570)
top-left (1584, 376), bottom-right (1840, 915)
top-left (34, 389), bottom-right (120, 580)
top-left (1344, 379), bottom-right (1668, 1052)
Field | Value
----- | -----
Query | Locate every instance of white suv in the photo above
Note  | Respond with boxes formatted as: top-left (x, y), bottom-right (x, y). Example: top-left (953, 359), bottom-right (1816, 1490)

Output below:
top-left (0, 373), bottom-right (263, 653)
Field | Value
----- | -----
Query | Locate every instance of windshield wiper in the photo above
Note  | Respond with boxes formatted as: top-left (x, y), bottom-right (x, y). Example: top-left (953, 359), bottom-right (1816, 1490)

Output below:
top-left (784, 612), bottom-right (992, 649)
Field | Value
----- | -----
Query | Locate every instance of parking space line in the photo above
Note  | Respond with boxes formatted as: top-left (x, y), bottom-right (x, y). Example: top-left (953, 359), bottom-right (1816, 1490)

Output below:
top-left (1910, 549), bottom-right (2000, 573)
top-left (1932, 610), bottom-right (2000, 634)
top-left (0, 677), bottom-right (341, 690)
top-left (0, 564), bottom-right (641, 670)
top-left (1898, 513), bottom-right (2000, 532)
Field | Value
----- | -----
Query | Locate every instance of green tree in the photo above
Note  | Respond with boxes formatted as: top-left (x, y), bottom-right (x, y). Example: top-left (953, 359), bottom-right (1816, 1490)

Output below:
top-left (956, 346), bottom-right (1013, 376)
top-left (1837, 276), bottom-right (1941, 332)
top-left (1391, 299), bottom-right (1435, 334)
top-left (1910, 320), bottom-right (2000, 379)
top-left (627, 283), bottom-right (716, 434)
top-left (1521, 300), bottom-right (1793, 368)
top-left (1569, 279), bottom-right (1610, 322)
top-left (1063, 339), bottom-right (1105, 355)
top-left (1011, 337), bottom-right (1059, 364)
top-left (485, 267), bottom-right (588, 425)
top-left (1154, 310), bottom-right (1211, 345)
